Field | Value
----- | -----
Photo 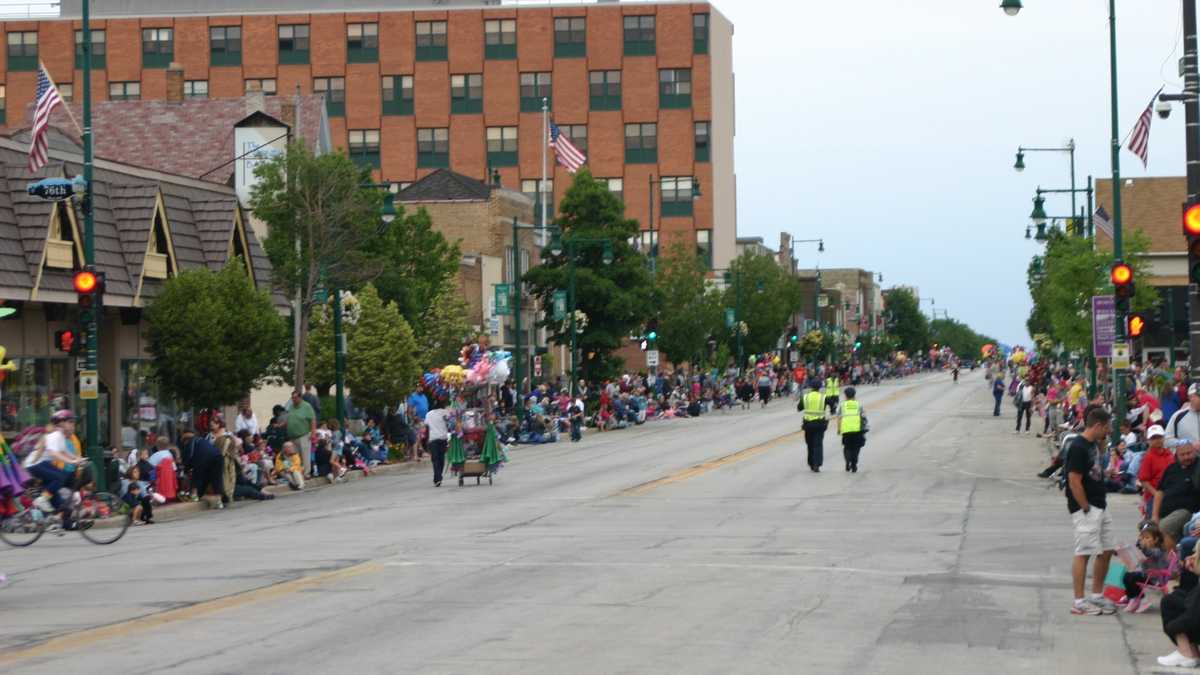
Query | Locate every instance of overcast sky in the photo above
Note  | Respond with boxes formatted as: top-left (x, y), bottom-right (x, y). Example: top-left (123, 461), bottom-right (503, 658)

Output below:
top-left (719, 0), bottom-right (1188, 348)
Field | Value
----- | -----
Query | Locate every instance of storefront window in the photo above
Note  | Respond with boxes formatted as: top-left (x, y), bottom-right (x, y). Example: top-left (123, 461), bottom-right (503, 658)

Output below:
top-left (121, 360), bottom-right (179, 451)
top-left (1, 357), bottom-right (71, 435)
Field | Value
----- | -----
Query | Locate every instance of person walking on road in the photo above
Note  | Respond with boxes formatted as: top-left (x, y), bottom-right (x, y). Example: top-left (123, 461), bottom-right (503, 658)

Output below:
top-left (1065, 407), bottom-right (1117, 616)
top-left (824, 372), bottom-right (841, 417)
top-left (1015, 379), bottom-right (1035, 434)
top-left (801, 381), bottom-right (828, 472)
top-left (424, 401), bottom-right (450, 487)
top-left (836, 386), bottom-right (866, 473)
top-left (992, 371), bottom-right (1006, 417)
top-left (757, 370), bottom-right (773, 408)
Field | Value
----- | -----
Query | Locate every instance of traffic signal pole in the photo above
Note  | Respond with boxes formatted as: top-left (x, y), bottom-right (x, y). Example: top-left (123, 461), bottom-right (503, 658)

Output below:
top-left (1106, 0), bottom-right (1127, 446)
top-left (81, 1), bottom-right (103, 489)
top-left (1183, 0), bottom-right (1200, 380)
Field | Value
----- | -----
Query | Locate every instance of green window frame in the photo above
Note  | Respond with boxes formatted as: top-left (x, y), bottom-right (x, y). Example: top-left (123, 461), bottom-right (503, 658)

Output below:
top-left (696, 229), bottom-right (712, 269)
top-left (417, 127), bottom-right (449, 168)
top-left (7, 32), bottom-right (37, 72)
top-left (693, 13), bottom-right (710, 55)
top-left (521, 179), bottom-right (554, 226)
top-left (623, 15), bottom-right (655, 56)
top-left (210, 26), bottom-right (241, 66)
top-left (487, 126), bottom-right (518, 167)
top-left (484, 19), bottom-right (516, 60)
top-left (588, 70), bottom-right (621, 111)
top-left (278, 24), bottom-right (310, 65)
top-left (416, 21), bottom-right (447, 61)
top-left (244, 78), bottom-right (276, 95)
top-left (58, 83), bottom-right (72, 102)
top-left (558, 124), bottom-right (586, 153)
top-left (659, 176), bottom-right (695, 217)
top-left (450, 73), bottom-right (483, 114)
top-left (74, 30), bottom-right (105, 69)
top-left (624, 123), bottom-right (657, 164)
top-left (659, 69), bottom-right (692, 109)
top-left (184, 80), bottom-right (208, 99)
top-left (315, 77), bottom-right (345, 117)
top-left (382, 75), bottom-right (414, 115)
top-left (601, 177), bottom-right (622, 204)
top-left (0, 84), bottom-right (7, 125)
top-left (554, 17), bottom-right (585, 58)
top-left (142, 28), bottom-right (173, 69)
top-left (347, 22), bottom-right (378, 63)
top-left (349, 129), bottom-right (381, 169)
top-left (694, 121), bottom-right (710, 162)
top-left (520, 72), bottom-right (551, 112)
top-left (109, 81), bottom-right (140, 101)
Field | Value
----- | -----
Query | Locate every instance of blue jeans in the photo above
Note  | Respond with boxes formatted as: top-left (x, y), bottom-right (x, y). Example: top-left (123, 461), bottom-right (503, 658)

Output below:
top-left (993, 394), bottom-right (1002, 416)
top-left (27, 462), bottom-right (72, 509)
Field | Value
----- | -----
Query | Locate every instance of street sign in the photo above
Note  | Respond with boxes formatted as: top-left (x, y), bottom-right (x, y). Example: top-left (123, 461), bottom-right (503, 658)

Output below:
top-left (494, 284), bottom-right (512, 316)
top-left (724, 308), bottom-right (735, 328)
top-left (488, 316), bottom-right (500, 336)
top-left (1092, 295), bottom-right (1115, 358)
top-left (1112, 342), bottom-right (1131, 370)
top-left (26, 177), bottom-right (74, 201)
top-left (313, 287), bottom-right (328, 303)
top-left (818, 294), bottom-right (829, 308)
top-left (79, 369), bottom-right (99, 400)
top-left (533, 355), bottom-right (542, 377)
top-left (552, 290), bottom-right (568, 320)
top-left (646, 349), bottom-right (659, 367)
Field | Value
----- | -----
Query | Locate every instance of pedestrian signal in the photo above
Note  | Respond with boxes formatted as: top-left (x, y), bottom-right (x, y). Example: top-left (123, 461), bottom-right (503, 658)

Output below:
top-left (1128, 313), bottom-right (1147, 338)
top-left (54, 329), bottom-right (76, 353)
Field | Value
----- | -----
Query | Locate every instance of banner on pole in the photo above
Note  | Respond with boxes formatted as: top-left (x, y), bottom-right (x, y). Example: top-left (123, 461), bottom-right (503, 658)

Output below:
top-left (1092, 295), bottom-right (1115, 358)
top-left (494, 284), bottom-right (512, 316)
top-left (553, 290), bottom-right (568, 320)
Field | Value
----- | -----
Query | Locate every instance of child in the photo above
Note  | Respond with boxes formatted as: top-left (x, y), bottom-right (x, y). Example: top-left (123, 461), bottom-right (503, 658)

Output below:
top-left (120, 466), bottom-right (154, 525)
top-left (1124, 523), bottom-right (1170, 613)
top-left (276, 443), bottom-right (305, 490)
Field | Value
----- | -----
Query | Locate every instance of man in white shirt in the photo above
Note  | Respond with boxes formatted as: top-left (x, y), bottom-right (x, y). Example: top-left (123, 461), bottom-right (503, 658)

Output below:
top-left (234, 406), bottom-right (259, 436)
top-left (425, 403), bottom-right (450, 487)
top-left (1166, 384), bottom-right (1200, 453)
top-left (1015, 379), bottom-right (1035, 434)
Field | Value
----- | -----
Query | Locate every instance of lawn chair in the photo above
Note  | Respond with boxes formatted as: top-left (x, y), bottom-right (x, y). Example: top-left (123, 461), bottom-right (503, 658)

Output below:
top-left (1127, 549), bottom-right (1179, 614)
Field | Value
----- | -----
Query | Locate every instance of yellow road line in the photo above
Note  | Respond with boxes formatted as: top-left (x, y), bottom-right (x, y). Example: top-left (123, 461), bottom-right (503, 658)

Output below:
top-left (0, 561), bottom-right (383, 667)
top-left (618, 382), bottom-right (922, 496)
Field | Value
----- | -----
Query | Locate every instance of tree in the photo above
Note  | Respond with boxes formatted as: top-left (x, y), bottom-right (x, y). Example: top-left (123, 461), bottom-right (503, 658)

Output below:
top-left (722, 251), bottom-right (803, 357)
top-left (654, 243), bottom-right (724, 367)
top-left (371, 207), bottom-right (462, 327)
top-left (416, 281), bottom-right (475, 370)
top-left (249, 141), bottom-right (389, 390)
top-left (524, 170), bottom-right (654, 383)
top-left (929, 317), bottom-right (995, 360)
top-left (144, 259), bottom-right (289, 409)
top-left (883, 287), bottom-right (929, 355)
top-left (306, 284), bottom-right (420, 413)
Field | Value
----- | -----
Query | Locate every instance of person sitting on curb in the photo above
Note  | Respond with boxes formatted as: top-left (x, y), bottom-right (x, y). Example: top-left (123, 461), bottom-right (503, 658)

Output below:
top-left (276, 442), bottom-right (305, 491)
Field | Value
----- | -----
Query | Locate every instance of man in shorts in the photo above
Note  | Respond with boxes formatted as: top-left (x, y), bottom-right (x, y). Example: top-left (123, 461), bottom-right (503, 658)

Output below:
top-left (1065, 407), bottom-right (1117, 615)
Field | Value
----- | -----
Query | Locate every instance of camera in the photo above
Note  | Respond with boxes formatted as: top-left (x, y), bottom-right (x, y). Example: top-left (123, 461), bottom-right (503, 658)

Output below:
top-left (1156, 100), bottom-right (1172, 120)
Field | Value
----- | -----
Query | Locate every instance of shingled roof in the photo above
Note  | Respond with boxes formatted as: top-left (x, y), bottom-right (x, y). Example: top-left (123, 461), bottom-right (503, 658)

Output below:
top-left (0, 136), bottom-right (282, 308)
top-left (397, 169), bottom-right (496, 202)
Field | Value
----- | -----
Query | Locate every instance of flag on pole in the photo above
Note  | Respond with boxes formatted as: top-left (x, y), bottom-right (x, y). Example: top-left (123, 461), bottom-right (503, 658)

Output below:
top-left (1125, 87), bottom-right (1164, 168)
top-left (29, 62), bottom-right (64, 172)
top-left (549, 122), bottom-right (586, 173)
top-left (1094, 205), bottom-right (1113, 239)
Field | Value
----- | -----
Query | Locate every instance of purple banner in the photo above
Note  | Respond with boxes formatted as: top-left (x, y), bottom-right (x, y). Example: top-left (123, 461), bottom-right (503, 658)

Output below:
top-left (1092, 295), bottom-right (1115, 358)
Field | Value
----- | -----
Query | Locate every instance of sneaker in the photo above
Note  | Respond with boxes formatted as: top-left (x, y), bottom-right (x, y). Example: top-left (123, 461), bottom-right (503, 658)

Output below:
top-left (215, 501), bottom-right (224, 510)
top-left (1089, 595), bottom-right (1117, 614)
top-left (1123, 597), bottom-right (1139, 613)
top-left (1157, 651), bottom-right (1199, 668)
top-left (32, 495), bottom-right (54, 513)
top-left (1134, 598), bottom-right (1155, 614)
top-left (326, 473), bottom-right (335, 484)
top-left (1071, 598), bottom-right (1103, 615)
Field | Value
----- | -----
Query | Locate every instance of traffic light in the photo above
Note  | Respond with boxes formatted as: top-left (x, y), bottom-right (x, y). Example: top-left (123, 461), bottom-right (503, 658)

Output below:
top-left (54, 329), bottom-right (77, 353)
top-left (788, 325), bottom-right (799, 345)
top-left (1110, 262), bottom-right (1134, 301)
top-left (645, 318), bottom-right (658, 345)
top-left (74, 267), bottom-right (104, 317)
top-left (1185, 201), bottom-right (1200, 285)
top-left (1128, 313), bottom-right (1147, 339)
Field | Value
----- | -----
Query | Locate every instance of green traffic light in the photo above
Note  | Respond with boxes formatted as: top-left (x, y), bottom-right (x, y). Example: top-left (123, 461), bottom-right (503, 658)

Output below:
top-left (647, 331), bottom-right (658, 341)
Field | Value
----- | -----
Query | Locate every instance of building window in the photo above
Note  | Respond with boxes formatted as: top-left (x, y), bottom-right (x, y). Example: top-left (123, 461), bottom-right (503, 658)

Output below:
top-left (450, 73), bottom-right (483, 114)
top-left (348, 129), bottom-right (381, 169)
top-left (696, 229), bottom-right (712, 269)
top-left (210, 26), bottom-right (241, 66)
top-left (142, 28), bottom-right (173, 68)
top-left (278, 24), bottom-right (310, 65)
top-left (120, 360), bottom-right (180, 454)
top-left (660, 177), bottom-right (695, 217)
top-left (417, 127), bottom-right (449, 168)
top-left (0, 357), bottom-right (74, 437)
top-left (74, 29), bottom-right (105, 69)
top-left (659, 69), bottom-right (692, 109)
top-left (624, 123), bottom-right (657, 164)
top-left (347, 22), bottom-right (378, 63)
top-left (382, 75), bottom-right (413, 115)
top-left (522, 179), bottom-right (554, 226)
top-left (695, 121), bottom-right (710, 162)
top-left (484, 19), bottom-right (516, 60)
top-left (601, 177), bottom-right (623, 203)
top-left (7, 32), bottom-right (37, 71)
top-left (184, 80), bottom-right (208, 99)
top-left (589, 70), bottom-right (621, 111)
top-left (558, 124), bottom-right (587, 153)
top-left (554, 17), bottom-right (586, 58)
top-left (637, 231), bottom-right (656, 258)
top-left (244, 78), bottom-right (277, 95)
top-left (416, 21), bottom-right (447, 61)
top-left (109, 81), bottom-right (140, 101)
top-left (520, 72), bottom-right (552, 112)
top-left (623, 15), bottom-right (655, 56)
top-left (487, 126), bottom-right (518, 167)
top-left (0, 84), bottom-right (6, 125)
top-left (57, 83), bottom-right (72, 102)
top-left (315, 77), bottom-right (345, 116)
top-left (693, 13), bottom-right (710, 55)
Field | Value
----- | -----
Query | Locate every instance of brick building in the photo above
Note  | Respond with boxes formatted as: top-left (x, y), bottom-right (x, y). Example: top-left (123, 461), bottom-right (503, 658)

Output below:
top-left (6, 0), bottom-right (736, 270)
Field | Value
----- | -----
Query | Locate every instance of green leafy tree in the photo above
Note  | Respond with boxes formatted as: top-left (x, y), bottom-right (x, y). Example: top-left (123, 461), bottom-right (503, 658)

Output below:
top-left (144, 259), bottom-right (289, 408)
top-left (416, 281), bottom-right (475, 369)
top-left (372, 207), bottom-right (462, 327)
top-left (654, 243), bottom-right (724, 367)
top-left (722, 251), bottom-right (803, 356)
top-left (883, 287), bottom-right (929, 355)
top-left (524, 170), bottom-right (654, 383)
top-left (929, 318), bottom-right (995, 360)
top-left (249, 141), bottom-right (388, 390)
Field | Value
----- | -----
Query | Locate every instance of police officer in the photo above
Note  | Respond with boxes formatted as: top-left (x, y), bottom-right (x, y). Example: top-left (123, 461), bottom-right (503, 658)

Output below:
top-left (837, 387), bottom-right (866, 473)
top-left (801, 380), bottom-right (828, 472)
top-left (824, 371), bottom-right (841, 416)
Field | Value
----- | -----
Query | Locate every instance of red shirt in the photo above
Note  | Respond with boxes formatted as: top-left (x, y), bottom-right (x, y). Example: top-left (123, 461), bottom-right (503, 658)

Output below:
top-left (1138, 447), bottom-right (1175, 490)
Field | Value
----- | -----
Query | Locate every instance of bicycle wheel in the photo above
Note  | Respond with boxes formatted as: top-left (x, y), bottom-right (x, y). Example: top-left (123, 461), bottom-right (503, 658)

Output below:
top-left (0, 495), bottom-right (46, 547)
top-left (76, 492), bottom-right (131, 545)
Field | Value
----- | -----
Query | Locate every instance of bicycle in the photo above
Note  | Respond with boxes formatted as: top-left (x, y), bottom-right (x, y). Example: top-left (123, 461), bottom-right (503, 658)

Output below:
top-left (0, 460), bottom-right (131, 547)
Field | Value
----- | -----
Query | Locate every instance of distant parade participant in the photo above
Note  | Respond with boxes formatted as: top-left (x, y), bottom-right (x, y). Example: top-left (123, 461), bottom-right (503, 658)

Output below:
top-left (824, 370), bottom-right (841, 416)
top-left (836, 387), bottom-right (866, 473)
top-left (801, 381), bottom-right (828, 472)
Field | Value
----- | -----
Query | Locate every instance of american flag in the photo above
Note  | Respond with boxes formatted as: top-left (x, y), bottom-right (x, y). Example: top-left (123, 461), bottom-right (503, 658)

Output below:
top-left (28, 63), bottom-right (64, 172)
top-left (1126, 87), bottom-right (1163, 168)
top-left (1094, 205), bottom-right (1113, 239)
top-left (549, 122), bottom-right (586, 173)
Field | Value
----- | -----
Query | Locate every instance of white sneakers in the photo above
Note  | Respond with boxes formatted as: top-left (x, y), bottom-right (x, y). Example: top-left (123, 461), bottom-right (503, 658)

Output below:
top-left (1157, 650), bottom-right (1199, 668)
top-left (32, 495), bottom-right (53, 513)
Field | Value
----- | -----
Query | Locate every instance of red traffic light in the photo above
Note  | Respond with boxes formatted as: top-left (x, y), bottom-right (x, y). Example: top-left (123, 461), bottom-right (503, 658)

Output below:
top-left (1128, 313), bottom-right (1147, 338)
top-left (73, 270), bottom-right (98, 294)
top-left (1110, 262), bottom-right (1133, 286)
top-left (1185, 203), bottom-right (1200, 237)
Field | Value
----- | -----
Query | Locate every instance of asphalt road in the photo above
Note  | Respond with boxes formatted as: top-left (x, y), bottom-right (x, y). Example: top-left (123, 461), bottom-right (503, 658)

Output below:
top-left (0, 371), bottom-right (1174, 674)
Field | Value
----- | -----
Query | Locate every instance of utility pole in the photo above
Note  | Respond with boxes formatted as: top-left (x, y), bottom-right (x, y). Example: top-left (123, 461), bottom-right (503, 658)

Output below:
top-left (81, 0), bottom-right (103, 489)
top-left (1107, 0), bottom-right (1127, 444)
top-left (1184, 0), bottom-right (1200, 379)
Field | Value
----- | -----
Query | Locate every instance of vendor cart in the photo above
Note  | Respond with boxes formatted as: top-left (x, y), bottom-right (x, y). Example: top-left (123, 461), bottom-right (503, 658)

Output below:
top-left (458, 459), bottom-right (493, 486)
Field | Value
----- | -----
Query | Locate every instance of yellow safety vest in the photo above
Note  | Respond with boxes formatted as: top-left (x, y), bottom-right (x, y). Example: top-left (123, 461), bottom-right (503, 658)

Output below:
top-left (824, 377), bottom-right (840, 398)
top-left (803, 391), bottom-right (826, 421)
top-left (840, 400), bottom-right (862, 434)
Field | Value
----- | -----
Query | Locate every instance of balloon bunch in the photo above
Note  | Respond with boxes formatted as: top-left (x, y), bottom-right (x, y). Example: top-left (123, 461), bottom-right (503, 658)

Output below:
top-left (427, 344), bottom-right (516, 392)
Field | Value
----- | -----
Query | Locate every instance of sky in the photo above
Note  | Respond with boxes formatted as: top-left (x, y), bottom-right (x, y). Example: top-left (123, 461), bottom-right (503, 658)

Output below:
top-left (716, 0), bottom-right (1189, 348)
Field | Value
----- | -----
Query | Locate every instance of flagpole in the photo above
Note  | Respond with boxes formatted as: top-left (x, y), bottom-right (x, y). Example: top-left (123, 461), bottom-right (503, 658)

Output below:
top-left (540, 97), bottom-right (548, 231)
top-left (40, 61), bottom-right (83, 138)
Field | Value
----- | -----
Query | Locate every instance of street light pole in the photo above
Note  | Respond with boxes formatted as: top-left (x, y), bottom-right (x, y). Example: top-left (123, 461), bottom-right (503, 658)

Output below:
top-left (512, 216), bottom-right (523, 413)
top-left (1106, 0), bottom-right (1128, 444)
top-left (81, 0), bottom-right (102, 488)
top-left (1015, 139), bottom-right (1076, 217)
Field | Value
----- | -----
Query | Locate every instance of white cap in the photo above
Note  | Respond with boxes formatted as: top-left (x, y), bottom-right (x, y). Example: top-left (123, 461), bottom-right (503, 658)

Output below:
top-left (1191, 383), bottom-right (1200, 397)
top-left (1147, 425), bottom-right (1166, 439)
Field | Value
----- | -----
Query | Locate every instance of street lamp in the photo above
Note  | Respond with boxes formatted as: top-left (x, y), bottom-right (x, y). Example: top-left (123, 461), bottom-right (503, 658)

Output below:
top-left (646, 175), bottom-right (701, 271)
top-left (1028, 194), bottom-right (1047, 226)
top-left (548, 230), bottom-right (614, 396)
top-left (1013, 140), bottom-right (1077, 216)
top-left (1034, 181), bottom-right (1095, 237)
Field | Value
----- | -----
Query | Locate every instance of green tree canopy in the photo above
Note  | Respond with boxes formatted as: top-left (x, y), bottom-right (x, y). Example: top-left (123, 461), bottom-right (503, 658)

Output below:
top-left (883, 287), bottom-right (929, 355)
top-left (653, 242), bottom-right (724, 367)
top-left (144, 259), bottom-right (289, 409)
top-left (929, 317), bottom-right (995, 360)
top-left (371, 207), bottom-right (461, 327)
top-left (416, 281), bottom-right (475, 370)
top-left (722, 251), bottom-right (803, 357)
